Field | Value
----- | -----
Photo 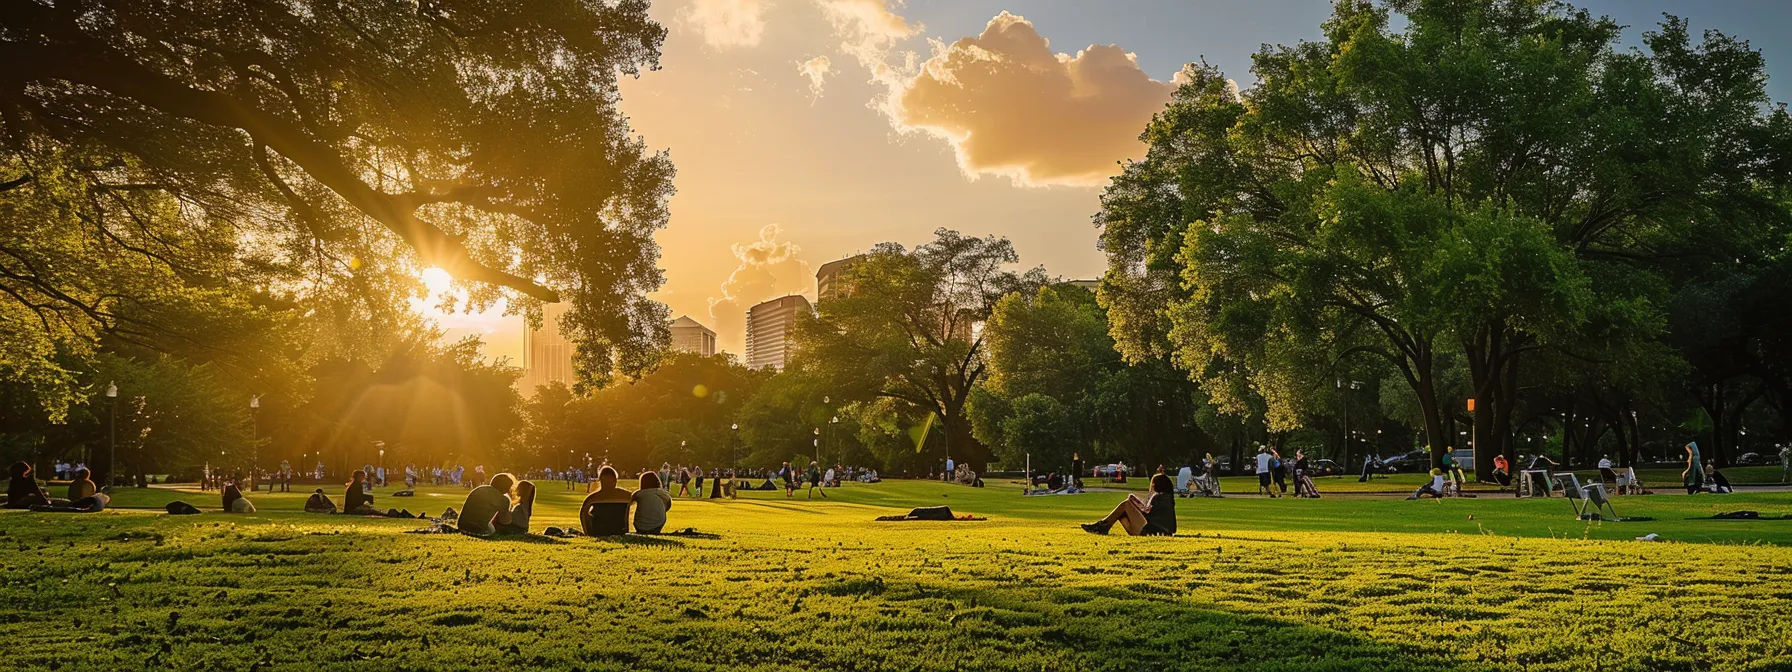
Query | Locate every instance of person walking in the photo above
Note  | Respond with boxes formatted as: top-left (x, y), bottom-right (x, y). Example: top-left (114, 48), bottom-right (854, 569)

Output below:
top-left (1683, 442), bottom-right (1705, 495)
top-left (806, 461), bottom-right (827, 499)
top-left (676, 467), bottom-right (691, 497)
top-left (1780, 444), bottom-right (1791, 484)
top-left (693, 466), bottom-right (705, 496)
top-left (1270, 449), bottom-right (1288, 495)
top-left (1255, 447), bottom-right (1277, 498)
top-left (780, 461), bottom-right (797, 498)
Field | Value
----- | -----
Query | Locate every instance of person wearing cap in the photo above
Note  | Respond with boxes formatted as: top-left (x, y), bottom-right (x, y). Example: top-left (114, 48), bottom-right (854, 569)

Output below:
top-left (1407, 468), bottom-right (1448, 500)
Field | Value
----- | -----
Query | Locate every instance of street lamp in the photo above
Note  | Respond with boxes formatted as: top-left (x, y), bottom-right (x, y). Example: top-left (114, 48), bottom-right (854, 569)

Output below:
top-left (105, 381), bottom-right (117, 491)
top-left (730, 423), bottom-right (739, 467)
top-left (249, 395), bottom-right (260, 490)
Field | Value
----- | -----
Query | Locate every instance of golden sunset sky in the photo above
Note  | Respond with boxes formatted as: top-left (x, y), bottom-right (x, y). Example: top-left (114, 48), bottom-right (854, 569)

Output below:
top-left (414, 0), bottom-right (1792, 363)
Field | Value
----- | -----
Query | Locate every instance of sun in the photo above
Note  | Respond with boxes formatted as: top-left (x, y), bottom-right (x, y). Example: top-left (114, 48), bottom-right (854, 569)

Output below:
top-left (420, 267), bottom-right (453, 295)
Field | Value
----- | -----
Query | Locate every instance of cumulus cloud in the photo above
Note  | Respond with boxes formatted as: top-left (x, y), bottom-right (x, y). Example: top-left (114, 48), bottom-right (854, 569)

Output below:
top-left (815, 0), bottom-right (921, 74)
top-left (883, 12), bottom-right (1175, 187)
top-left (680, 0), bottom-right (770, 49)
top-left (707, 224), bottom-right (813, 353)
top-left (797, 55), bottom-right (834, 98)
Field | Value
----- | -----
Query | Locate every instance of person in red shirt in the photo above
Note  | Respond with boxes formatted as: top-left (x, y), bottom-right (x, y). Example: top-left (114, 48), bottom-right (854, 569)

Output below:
top-left (1491, 454), bottom-right (1512, 488)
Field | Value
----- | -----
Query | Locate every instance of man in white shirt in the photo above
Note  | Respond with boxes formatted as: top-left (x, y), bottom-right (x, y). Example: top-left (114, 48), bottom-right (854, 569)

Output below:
top-left (1255, 448), bottom-right (1276, 497)
top-left (1597, 455), bottom-right (1617, 485)
top-left (944, 457), bottom-right (955, 482)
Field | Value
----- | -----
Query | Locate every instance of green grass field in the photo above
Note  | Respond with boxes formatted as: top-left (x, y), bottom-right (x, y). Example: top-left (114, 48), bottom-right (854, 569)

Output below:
top-left (4, 479), bottom-right (1792, 671)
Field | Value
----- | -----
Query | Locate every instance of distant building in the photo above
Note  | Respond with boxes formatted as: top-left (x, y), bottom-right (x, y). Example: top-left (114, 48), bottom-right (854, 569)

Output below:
top-left (816, 254), bottom-right (868, 303)
top-left (669, 315), bottom-right (717, 356)
top-left (1062, 279), bottom-right (1100, 292)
top-left (745, 295), bottom-right (813, 371)
top-left (520, 302), bottom-right (574, 395)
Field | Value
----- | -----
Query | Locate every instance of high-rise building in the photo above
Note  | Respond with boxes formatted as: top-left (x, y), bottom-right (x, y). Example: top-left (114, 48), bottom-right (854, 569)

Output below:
top-left (520, 302), bottom-right (575, 395)
top-left (815, 254), bottom-right (867, 304)
top-left (745, 295), bottom-right (813, 371)
top-left (669, 315), bottom-right (716, 356)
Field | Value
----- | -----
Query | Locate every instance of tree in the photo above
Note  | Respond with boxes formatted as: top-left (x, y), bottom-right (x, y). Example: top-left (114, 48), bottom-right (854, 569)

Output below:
top-left (799, 229), bottom-right (1046, 470)
top-left (975, 283), bottom-right (1209, 470)
top-left (1099, 0), bottom-right (1790, 476)
top-left (90, 353), bottom-right (255, 486)
top-left (1, 0), bottom-right (676, 389)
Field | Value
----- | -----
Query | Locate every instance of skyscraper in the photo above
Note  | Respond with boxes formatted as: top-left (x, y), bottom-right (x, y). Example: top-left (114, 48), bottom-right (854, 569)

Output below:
top-left (745, 295), bottom-right (812, 371)
top-left (520, 302), bottom-right (574, 395)
top-left (669, 315), bottom-right (716, 356)
top-left (815, 254), bottom-right (867, 304)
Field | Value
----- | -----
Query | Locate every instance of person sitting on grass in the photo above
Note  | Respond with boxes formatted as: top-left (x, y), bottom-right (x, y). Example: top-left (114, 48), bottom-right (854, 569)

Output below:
top-left (344, 470), bottom-right (378, 514)
top-left (579, 467), bottom-right (633, 536)
top-left (458, 473), bottom-right (517, 537)
top-left (304, 488), bottom-right (337, 514)
top-left (632, 471), bottom-right (672, 534)
top-left (1704, 463), bottom-right (1733, 494)
top-left (1080, 473), bottom-right (1177, 536)
top-left (1407, 469), bottom-right (1448, 500)
top-left (66, 467), bottom-right (97, 502)
top-left (5, 461), bottom-right (50, 509)
top-left (806, 461), bottom-right (828, 499)
top-left (497, 480), bottom-right (536, 535)
top-left (222, 482), bottom-right (256, 513)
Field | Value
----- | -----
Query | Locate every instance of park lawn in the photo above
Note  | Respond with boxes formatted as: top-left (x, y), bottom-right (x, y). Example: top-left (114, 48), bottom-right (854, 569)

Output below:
top-left (2, 481), bottom-right (1791, 671)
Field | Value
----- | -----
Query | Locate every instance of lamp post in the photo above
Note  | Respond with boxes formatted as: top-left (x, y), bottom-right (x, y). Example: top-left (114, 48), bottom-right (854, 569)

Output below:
top-left (249, 395), bottom-right (260, 490)
top-left (730, 423), bottom-right (739, 467)
top-left (105, 381), bottom-right (117, 491)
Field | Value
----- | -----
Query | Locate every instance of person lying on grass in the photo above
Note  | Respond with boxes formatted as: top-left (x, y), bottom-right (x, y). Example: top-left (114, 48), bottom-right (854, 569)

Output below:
top-left (632, 471), bottom-right (672, 534)
top-left (580, 467), bottom-right (633, 536)
top-left (304, 488), bottom-right (337, 514)
top-left (458, 473), bottom-right (518, 537)
top-left (66, 467), bottom-right (97, 502)
top-left (222, 482), bottom-right (256, 513)
top-left (497, 480), bottom-right (536, 535)
top-left (5, 461), bottom-right (50, 510)
top-left (344, 470), bottom-right (377, 514)
top-left (1081, 473), bottom-right (1176, 536)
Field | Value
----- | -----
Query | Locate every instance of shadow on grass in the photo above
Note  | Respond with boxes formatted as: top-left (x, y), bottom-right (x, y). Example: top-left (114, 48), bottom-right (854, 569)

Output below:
top-left (790, 579), bottom-right (1463, 671)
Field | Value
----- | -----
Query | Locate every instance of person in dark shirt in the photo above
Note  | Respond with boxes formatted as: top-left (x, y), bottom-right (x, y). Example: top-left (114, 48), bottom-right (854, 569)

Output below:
top-left (344, 470), bottom-right (376, 513)
top-left (1070, 453), bottom-right (1085, 490)
top-left (1081, 473), bottom-right (1176, 536)
top-left (304, 488), bottom-right (337, 513)
top-left (66, 468), bottom-right (98, 501)
top-left (579, 467), bottom-right (633, 536)
top-left (5, 461), bottom-right (50, 509)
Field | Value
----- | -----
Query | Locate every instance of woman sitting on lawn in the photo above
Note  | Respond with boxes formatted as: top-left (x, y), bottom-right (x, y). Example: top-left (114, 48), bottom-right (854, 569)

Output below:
top-left (579, 467), bottom-right (633, 536)
top-left (1704, 463), bottom-right (1733, 494)
top-left (6, 461), bottom-right (50, 509)
top-left (497, 480), bottom-right (536, 534)
top-left (1081, 473), bottom-right (1176, 536)
top-left (632, 471), bottom-right (672, 534)
top-left (66, 467), bottom-right (97, 501)
top-left (458, 473), bottom-right (517, 536)
top-left (344, 470), bottom-right (377, 514)
top-left (222, 482), bottom-right (256, 513)
top-left (304, 488), bottom-right (337, 513)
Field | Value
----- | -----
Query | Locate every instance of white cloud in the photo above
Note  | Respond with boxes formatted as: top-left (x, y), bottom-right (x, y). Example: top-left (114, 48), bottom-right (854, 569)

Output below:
top-left (680, 0), bottom-right (771, 49)
top-left (882, 12), bottom-right (1175, 187)
top-left (707, 224), bottom-right (813, 353)
top-left (815, 0), bottom-right (921, 75)
top-left (797, 55), bottom-right (834, 98)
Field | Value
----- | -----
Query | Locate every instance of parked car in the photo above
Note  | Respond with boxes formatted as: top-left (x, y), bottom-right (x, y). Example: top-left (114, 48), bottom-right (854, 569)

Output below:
top-left (1379, 451), bottom-right (1430, 473)
top-left (1308, 459), bottom-right (1347, 477)
top-left (1736, 452), bottom-right (1777, 466)
top-left (1092, 464), bottom-right (1132, 479)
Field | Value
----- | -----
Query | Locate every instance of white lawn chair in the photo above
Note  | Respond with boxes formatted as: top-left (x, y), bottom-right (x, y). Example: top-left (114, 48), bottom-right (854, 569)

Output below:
top-left (1553, 473), bottom-right (1596, 519)
top-left (1518, 469), bottom-right (1553, 498)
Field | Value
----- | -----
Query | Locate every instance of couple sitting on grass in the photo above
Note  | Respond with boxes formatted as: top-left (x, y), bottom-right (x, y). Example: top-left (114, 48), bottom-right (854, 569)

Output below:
top-left (5, 461), bottom-right (110, 512)
top-left (456, 473), bottom-right (536, 536)
top-left (1081, 473), bottom-right (1177, 536)
top-left (578, 467), bottom-right (674, 536)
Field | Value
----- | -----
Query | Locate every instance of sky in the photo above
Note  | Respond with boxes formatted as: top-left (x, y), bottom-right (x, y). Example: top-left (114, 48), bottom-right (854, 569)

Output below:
top-left (418, 0), bottom-right (1792, 363)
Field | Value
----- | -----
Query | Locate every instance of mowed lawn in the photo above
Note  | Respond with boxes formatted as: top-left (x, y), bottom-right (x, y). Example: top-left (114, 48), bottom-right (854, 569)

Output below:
top-left (3, 480), bottom-right (1792, 671)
